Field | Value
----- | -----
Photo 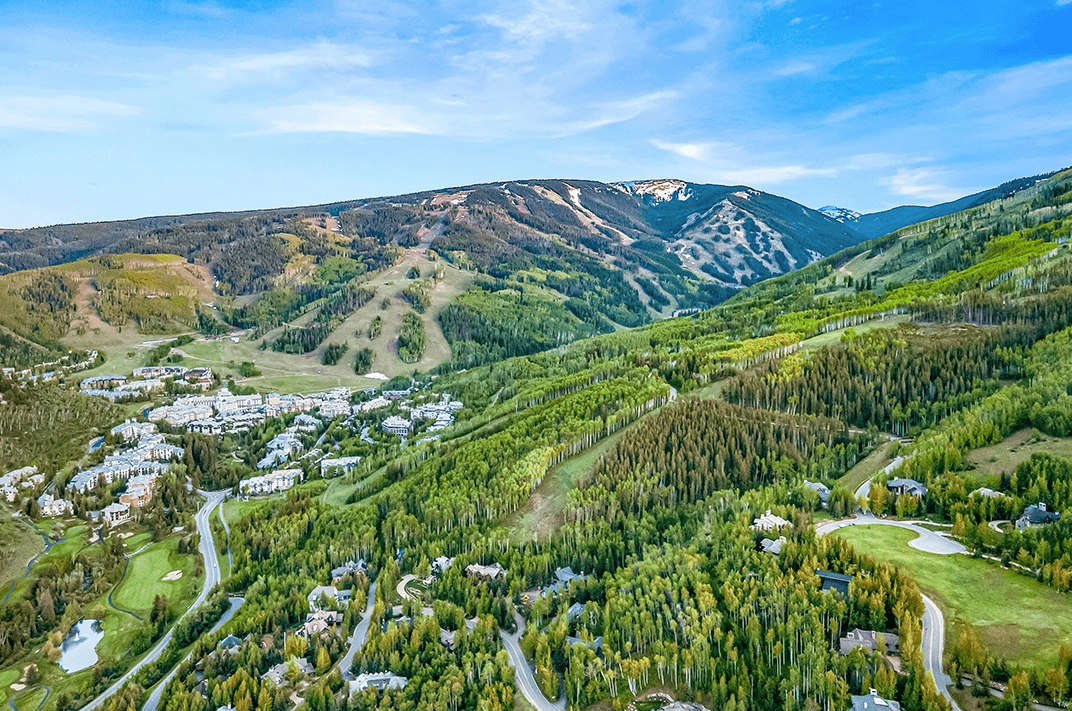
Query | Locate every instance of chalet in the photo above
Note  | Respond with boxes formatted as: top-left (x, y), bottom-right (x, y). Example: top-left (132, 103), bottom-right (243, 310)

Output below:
top-left (432, 556), bottom-right (454, 576)
top-left (567, 602), bottom-right (588, 622)
top-left (262, 658), bottom-right (314, 686)
top-left (816, 569), bottom-right (852, 596)
top-left (298, 609), bottom-right (343, 638)
top-left (1016, 502), bottom-right (1060, 531)
top-left (541, 566), bottom-right (586, 597)
top-left (349, 672), bottom-right (408, 693)
top-left (465, 562), bottom-right (506, 580)
top-left (751, 510), bottom-right (791, 532)
top-left (886, 478), bottom-right (927, 499)
top-left (330, 559), bottom-right (368, 581)
top-left (218, 634), bottom-right (243, 654)
top-left (970, 487), bottom-right (1005, 499)
top-left (851, 689), bottom-right (901, 711)
top-left (565, 635), bottom-right (603, 653)
top-left (759, 537), bottom-right (786, 556)
top-left (803, 480), bottom-right (831, 505)
top-left (839, 629), bottom-right (900, 656)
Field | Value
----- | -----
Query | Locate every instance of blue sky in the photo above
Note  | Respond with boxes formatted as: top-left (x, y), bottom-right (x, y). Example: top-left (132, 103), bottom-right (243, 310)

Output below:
top-left (1, 0), bottom-right (1070, 227)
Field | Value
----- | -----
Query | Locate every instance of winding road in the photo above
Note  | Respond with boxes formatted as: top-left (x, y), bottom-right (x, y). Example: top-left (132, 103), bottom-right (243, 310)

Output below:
top-left (141, 596), bottom-right (245, 711)
top-left (500, 612), bottom-right (565, 711)
top-left (338, 583), bottom-right (378, 680)
top-left (80, 489), bottom-right (229, 711)
top-left (817, 514), bottom-right (962, 711)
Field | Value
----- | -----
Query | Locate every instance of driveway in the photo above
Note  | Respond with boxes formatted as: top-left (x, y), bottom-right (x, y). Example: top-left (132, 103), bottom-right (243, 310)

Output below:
top-left (816, 514), bottom-right (966, 555)
top-left (500, 613), bottom-right (565, 711)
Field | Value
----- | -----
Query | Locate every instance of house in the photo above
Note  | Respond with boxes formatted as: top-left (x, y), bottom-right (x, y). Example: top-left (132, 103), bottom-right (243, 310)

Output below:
top-left (432, 556), bottom-right (454, 576)
top-left (218, 634), bottom-right (243, 654)
top-left (349, 672), bottom-right (408, 693)
top-left (886, 478), bottom-right (927, 499)
top-left (184, 368), bottom-right (214, 389)
top-left (759, 536), bottom-right (786, 556)
top-left (751, 510), bottom-right (791, 532)
top-left (565, 635), bottom-right (603, 653)
top-left (37, 493), bottom-right (74, 517)
top-left (541, 566), bottom-right (586, 597)
top-left (308, 585), bottom-right (340, 610)
top-left (1016, 502), bottom-right (1060, 531)
top-left (816, 569), bottom-right (852, 596)
top-left (803, 480), bottom-right (831, 505)
top-left (381, 416), bottom-right (412, 436)
top-left (103, 501), bottom-right (131, 527)
top-left (465, 562), bottom-right (506, 580)
top-left (850, 689), bottom-right (902, 711)
top-left (262, 658), bottom-right (314, 686)
top-left (298, 610), bottom-right (343, 638)
top-left (320, 456), bottom-right (362, 476)
top-left (439, 628), bottom-right (457, 650)
top-left (111, 420), bottom-right (156, 442)
top-left (358, 396), bottom-right (389, 413)
top-left (970, 487), bottom-right (1005, 499)
top-left (567, 602), bottom-right (588, 622)
top-left (839, 629), bottom-right (901, 656)
top-left (330, 559), bottom-right (368, 581)
top-left (2, 486), bottom-right (16, 502)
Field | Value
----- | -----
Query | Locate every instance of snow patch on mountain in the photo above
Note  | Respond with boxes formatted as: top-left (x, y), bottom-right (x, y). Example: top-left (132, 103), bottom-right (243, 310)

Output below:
top-left (618, 179), bottom-right (693, 202)
top-left (818, 206), bottom-right (861, 223)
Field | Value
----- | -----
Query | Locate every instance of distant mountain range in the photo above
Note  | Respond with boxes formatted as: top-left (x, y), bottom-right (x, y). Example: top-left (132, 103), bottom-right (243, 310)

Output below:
top-left (831, 173), bottom-right (1054, 239)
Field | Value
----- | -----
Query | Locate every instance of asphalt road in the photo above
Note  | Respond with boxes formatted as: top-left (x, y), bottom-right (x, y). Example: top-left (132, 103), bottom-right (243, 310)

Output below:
top-left (817, 514), bottom-right (962, 711)
top-left (339, 582), bottom-right (378, 680)
top-left (500, 613), bottom-right (565, 711)
top-left (141, 596), bottom-right (245, 711)
top-left (80, 489), bottom-right (229, 711)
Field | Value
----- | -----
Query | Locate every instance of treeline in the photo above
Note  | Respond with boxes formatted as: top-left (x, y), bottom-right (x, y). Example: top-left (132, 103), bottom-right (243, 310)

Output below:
top-left (269, 286), bottom-right (375, 354)
top-left (567, 399), bottom-right (862, 526)
top-left (438, 288), bottom-right (598, 370)
top-left (722, 326), bottom-right (1022, 436)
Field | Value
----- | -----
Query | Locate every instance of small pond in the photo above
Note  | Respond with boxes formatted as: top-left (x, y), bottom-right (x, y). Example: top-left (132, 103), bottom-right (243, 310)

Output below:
top-left (58, 618), bottom-right (104, 673)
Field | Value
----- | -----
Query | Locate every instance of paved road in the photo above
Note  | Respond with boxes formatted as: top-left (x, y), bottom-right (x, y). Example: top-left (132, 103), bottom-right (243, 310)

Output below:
top-left (500, 613), bottom-right (565, 711)
top-left (817, 515), bottom-right (962, 711)
top-left (141, 596), bottom-right (244, 711)
top-left (396, 575), bottom-right (416, 601)
top-left (921, 594), bottom-right (961, 711)
top-left (339, 583), bottom-right (378, 680)
top-left (81, 489), bottom-right (228, 711)
top-left (816, 513), bottom-right (967, 555)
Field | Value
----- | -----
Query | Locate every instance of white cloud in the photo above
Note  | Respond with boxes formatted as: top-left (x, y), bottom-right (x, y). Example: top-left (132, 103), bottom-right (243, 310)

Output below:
top-left (0, 95), bottom-right (139, 132)
top-left (197, 41), bottom-right (379, 81)
top-left (1057, 0), bottom-right (1071, 6)
top-left (255, 99), bottom-right (440, 135)
top-left (169, 1), bottom-right (228, 18)
top-left (650, 139), bottom-right (837, 184)
top-left (886, 168), bottom-right (968, 203)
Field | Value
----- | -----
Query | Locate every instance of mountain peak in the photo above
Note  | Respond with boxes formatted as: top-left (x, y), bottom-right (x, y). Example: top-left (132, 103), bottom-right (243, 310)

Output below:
top-left (617, 179), bottom-right (694, 202)
top-left (817, 206), bottom-right (861, 223)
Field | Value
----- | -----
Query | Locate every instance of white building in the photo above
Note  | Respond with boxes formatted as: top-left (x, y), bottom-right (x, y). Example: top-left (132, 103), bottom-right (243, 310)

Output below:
top-left (37, 493), bottom-right (73, 517)
top-left (103, 501), bottom-right (131, 527)
top-left (320, 456), bottom-right (361, 476)
top-left (239, 469), bottom-right (302, 496)
top-left (381, 416), bottom-right (412, 436)
top-left (258, 432), bottom-right (304, 469)
top-left (751, 510), bottom-right (791, 532)
top-left (349, 673), bottom-right (408, 693)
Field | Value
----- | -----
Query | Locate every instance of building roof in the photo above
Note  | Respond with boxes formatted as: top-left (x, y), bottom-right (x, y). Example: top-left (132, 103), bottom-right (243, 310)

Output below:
top-left (850, 690), bottom-right (902, 711)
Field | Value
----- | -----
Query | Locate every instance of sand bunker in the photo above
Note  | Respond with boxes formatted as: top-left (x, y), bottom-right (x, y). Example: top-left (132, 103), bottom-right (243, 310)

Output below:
top-left (116, 532), bottom-right (133, 539)
top-left (11, 683), bottom-right (25, 691)
top-left (161, 570), bottom-right (183, 581)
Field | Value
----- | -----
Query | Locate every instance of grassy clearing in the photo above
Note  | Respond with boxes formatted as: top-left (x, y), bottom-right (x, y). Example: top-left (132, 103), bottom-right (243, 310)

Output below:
top-left (837, 440), bottom-right (897, 494)
top-left (113, 537), bottom-right (198, 614)
top-left (832, 525), bottom-right (1072, 670)
top-left (505, 416), bottom-right (648, 544)
top-left (799, 314), bottom-right (910, 351)
top-left (964, 428), bottom-right (1072, 480)
top-left (221, 496), bottom-right (273, 528)
top-left (0, 511), bottom-right (43, 589)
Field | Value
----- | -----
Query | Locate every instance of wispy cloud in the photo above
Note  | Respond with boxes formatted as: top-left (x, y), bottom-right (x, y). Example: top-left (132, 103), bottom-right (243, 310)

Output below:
top-left (196, 41), bottom-right (380, 81)
top-left (0, 95), bottom-right (139, 132)
top-left (169, 1), bottom-right (229, 18)
top-left (650, 139), bottom-right (838, 184)
top-left (885, 168), bottom-right (971, 203)
top-left (255, 99), bottom-right (440, 135)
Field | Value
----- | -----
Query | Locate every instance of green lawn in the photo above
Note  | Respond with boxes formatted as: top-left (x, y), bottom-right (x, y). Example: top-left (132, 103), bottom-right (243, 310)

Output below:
top-left (832, 525), bottom-right (1072, 669)
top-left (837, 440), bottom-right (897, 495)
top-left (113, 538), bottom-right (197, 613)
top-left (964, 428), bottom-right (1072, 479)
